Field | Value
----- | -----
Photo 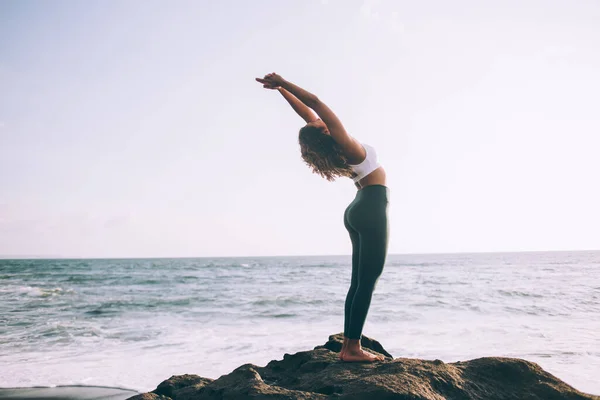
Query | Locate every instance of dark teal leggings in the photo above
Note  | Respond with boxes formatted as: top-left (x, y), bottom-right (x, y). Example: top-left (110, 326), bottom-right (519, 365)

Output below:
top-left (343, 184), bottom-right (390, 340)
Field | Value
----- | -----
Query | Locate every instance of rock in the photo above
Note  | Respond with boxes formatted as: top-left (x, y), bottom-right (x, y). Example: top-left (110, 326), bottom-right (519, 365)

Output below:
top-left (127, 393), bottom-right (171, 400)
top-left (128, 333), bottom-right (599, 400)
top-left (153, 374), bottom-right (213, 398)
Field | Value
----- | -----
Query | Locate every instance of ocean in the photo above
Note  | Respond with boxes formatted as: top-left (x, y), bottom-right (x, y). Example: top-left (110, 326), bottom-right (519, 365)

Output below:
top-left (1, 251), bottom-right (599, 395)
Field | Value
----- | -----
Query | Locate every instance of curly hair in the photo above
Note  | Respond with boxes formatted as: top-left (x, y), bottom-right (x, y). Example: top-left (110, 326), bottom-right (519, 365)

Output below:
top-left (298, 125), bottom-right (357, 182)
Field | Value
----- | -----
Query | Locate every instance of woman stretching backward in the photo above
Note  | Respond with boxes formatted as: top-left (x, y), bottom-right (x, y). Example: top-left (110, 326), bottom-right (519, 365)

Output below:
top-left (256, 73), bottom-right (389, 363)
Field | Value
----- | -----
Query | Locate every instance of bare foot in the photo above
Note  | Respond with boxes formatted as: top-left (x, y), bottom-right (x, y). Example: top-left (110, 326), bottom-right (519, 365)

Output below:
top-left (339, 344), bottom-right (347, 361)
top-left (339, 338), bottom-right (349, 361)
top-left (341, 348), bottom-right (385, 362)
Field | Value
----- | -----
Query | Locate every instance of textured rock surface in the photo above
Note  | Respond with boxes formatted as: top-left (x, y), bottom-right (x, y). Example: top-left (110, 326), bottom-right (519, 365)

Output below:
top-left (128, 333), bottom-right (599, 400)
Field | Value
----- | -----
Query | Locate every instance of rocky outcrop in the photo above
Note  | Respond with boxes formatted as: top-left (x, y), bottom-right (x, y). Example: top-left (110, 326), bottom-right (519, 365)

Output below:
top-left (128, 333), bottom-right (599, 400)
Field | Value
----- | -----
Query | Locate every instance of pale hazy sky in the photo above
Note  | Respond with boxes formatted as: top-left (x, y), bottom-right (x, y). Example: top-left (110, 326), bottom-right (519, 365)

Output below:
top-left (1, 0), bottom-right (599, 257)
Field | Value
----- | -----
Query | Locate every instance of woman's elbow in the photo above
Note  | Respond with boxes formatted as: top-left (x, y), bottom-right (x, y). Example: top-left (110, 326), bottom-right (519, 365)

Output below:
top-left (305, 95), bottom-right (321, 108)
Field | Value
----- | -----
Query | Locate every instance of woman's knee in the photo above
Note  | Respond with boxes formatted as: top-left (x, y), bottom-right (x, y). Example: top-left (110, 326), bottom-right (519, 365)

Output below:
top-left (355, 279), bottom-right (378, 295)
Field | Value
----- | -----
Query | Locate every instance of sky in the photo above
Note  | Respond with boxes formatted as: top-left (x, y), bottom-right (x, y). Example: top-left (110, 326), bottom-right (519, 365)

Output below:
top-left (1, 0), bottom-right (599, 258)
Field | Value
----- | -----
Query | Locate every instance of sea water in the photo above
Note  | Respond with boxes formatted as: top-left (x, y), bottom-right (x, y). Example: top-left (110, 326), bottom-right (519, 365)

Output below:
top-left (1, 251), bottom-right (599, 395)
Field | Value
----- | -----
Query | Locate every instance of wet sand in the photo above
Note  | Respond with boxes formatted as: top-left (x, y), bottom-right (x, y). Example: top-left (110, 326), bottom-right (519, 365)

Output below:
top-left (0, 386), bottom-right (139, 400)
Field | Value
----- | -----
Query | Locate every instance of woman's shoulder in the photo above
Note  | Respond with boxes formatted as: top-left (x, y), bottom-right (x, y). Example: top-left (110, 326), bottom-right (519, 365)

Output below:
top-left (345, 138), bottom-right (367, 165)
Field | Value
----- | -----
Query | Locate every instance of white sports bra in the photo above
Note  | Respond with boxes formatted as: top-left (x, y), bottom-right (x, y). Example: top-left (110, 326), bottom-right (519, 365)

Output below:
top-left (348, 143), bottom-right (382, 183)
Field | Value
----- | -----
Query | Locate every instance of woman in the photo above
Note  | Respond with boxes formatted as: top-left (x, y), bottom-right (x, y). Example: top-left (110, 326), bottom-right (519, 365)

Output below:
top-left (256, 73), bottom-right (389, 363)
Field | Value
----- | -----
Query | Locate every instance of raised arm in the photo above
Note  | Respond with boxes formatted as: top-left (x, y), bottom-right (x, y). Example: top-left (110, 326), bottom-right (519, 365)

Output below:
top-left (277, 88), bottom-right (318, 123)
top-left (256, 73), bottom-right (363, 159)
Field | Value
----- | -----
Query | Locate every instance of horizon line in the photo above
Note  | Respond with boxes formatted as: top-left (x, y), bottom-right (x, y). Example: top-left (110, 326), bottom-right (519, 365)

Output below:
top-left (1, 248), bottom-right (599, 260)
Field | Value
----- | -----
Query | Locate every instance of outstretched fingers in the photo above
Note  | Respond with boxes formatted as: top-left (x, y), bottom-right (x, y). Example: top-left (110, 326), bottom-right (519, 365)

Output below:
top-left (255, 77), bottom-right (279, 90)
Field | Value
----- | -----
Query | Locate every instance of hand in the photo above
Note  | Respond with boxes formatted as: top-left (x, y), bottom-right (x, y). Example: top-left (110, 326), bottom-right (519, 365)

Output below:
top-left (255, 72), bottom-right (285, 89)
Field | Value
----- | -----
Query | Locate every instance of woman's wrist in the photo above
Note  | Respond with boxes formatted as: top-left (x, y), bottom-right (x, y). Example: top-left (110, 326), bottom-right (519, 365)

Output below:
top-left (279, 79), bottom-right (290, 90)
